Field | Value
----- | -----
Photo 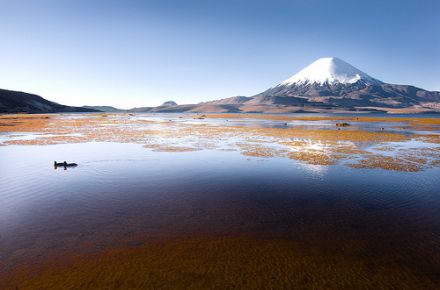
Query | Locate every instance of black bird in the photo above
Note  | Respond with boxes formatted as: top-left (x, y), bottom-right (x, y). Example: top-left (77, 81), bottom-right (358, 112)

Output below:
top-left (54, 161), bottom-right (78, 169)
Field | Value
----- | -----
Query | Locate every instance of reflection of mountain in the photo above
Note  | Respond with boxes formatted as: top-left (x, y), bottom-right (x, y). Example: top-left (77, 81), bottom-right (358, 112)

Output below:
top-left (0, 89), bottom-right (97, 113)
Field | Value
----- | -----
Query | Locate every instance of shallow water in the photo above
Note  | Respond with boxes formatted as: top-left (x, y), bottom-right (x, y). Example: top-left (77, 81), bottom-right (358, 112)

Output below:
top-left (0, 114), bottom-right (440, 287)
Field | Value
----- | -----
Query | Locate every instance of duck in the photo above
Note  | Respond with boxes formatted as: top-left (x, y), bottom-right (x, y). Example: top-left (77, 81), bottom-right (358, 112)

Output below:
top-left (54, 161), bottom-right (78, 168)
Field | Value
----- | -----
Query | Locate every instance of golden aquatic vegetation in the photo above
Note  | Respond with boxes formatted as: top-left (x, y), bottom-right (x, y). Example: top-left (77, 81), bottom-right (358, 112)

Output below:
top-left (1, 113), bottom-right (440, 171)
top-left (143, 144), bottom-right (201, 152)
top-left (415, 134), bottom-right (440, 144)
top-left (205, 113), bottom-right (440, 124)
top-left (349, 155), bottom-right (424, 172)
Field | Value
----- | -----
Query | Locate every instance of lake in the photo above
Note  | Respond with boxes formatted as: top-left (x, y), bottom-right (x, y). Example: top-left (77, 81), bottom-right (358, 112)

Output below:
top-left (1, 113), bottom-right (439, 289)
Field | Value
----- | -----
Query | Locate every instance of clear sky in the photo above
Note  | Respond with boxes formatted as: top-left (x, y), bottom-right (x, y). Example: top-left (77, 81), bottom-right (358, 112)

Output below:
top-left (1, 0), bottom-right (439, 109)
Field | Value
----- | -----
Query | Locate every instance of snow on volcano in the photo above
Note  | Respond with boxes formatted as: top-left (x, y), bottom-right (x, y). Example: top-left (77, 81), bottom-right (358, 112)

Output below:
top-left (279, 57), bottom-right (382, 86)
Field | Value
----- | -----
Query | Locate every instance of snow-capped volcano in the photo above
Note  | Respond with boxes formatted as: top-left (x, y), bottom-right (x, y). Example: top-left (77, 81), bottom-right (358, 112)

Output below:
top-left (241, 57), bottom-right (440, 112)
top-left (191, 57), bottom-right (440, 113)
top-left (279, 57), bottom-right (382, 86)
top-left (259, 57), bottom-right (385, 99)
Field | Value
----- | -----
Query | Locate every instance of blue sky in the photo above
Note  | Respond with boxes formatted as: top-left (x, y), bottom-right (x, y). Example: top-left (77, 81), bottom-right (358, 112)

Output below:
top-left (0, 0), bottom-right (439, 108)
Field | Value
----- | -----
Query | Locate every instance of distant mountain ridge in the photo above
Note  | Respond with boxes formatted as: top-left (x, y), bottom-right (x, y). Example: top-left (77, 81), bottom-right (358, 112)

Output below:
top-left (2, 57), bottom-right (440, 114)
top-left (0, 89), bottom-right (97, 113)
top-left (82, 105), bottom-right (122, 112)
top-left (161, 101), bottom-right (178, 107)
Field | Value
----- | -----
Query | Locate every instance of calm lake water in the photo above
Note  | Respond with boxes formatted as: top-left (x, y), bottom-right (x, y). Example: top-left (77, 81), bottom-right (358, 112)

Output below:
top-left (0, 114), bottom-right (439, 287)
